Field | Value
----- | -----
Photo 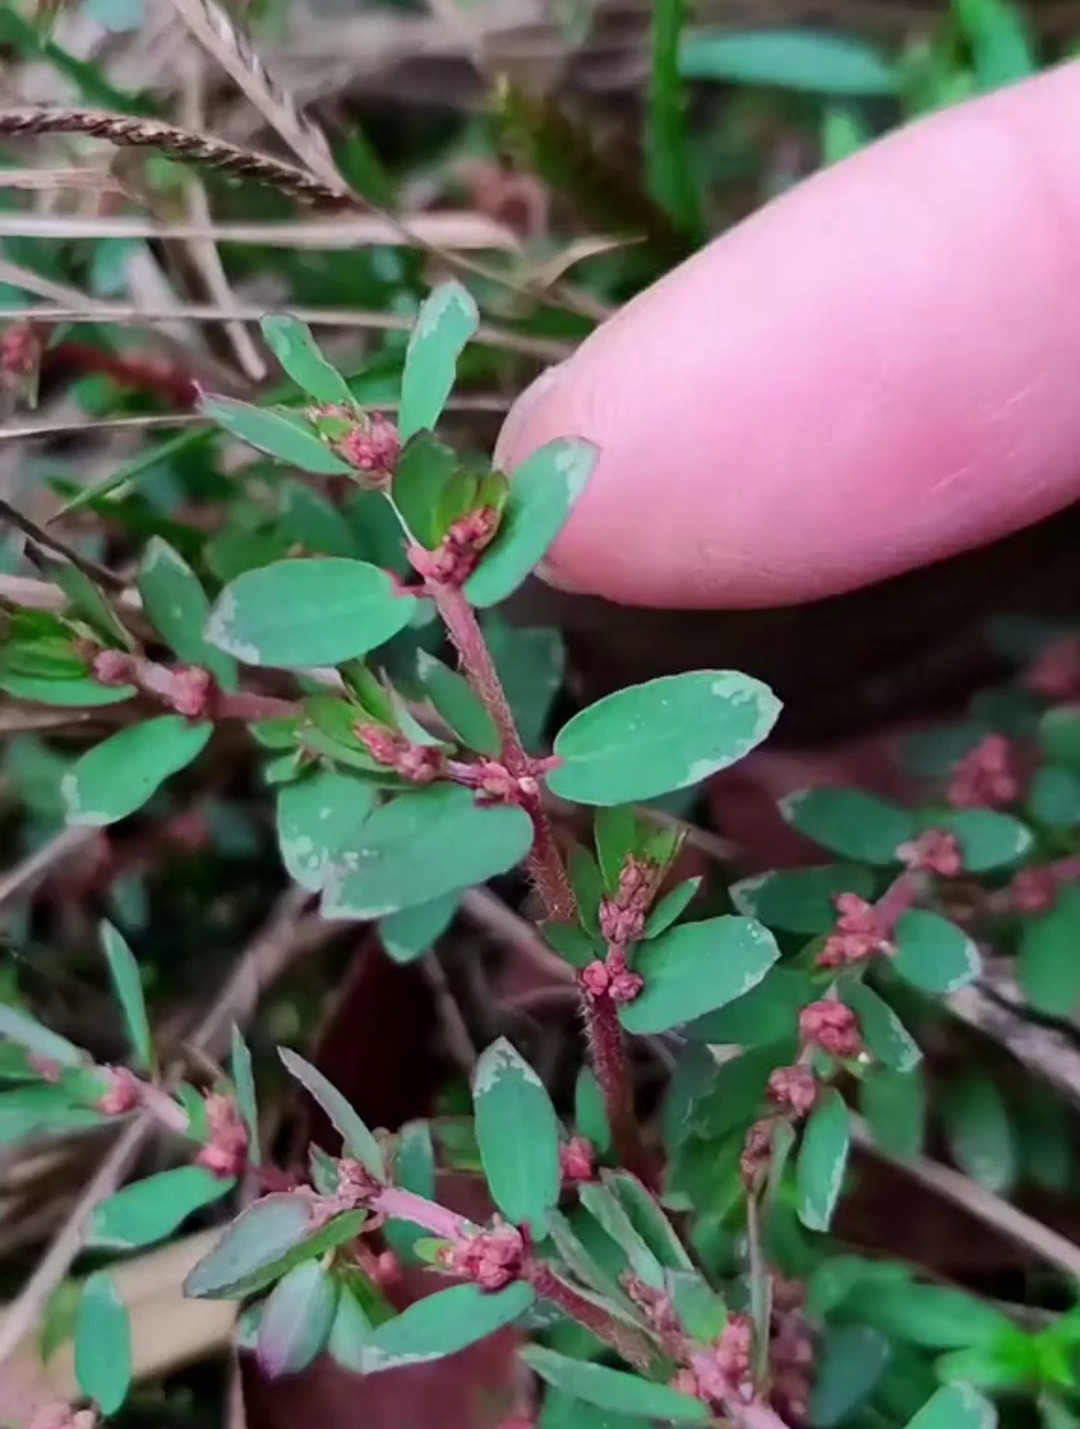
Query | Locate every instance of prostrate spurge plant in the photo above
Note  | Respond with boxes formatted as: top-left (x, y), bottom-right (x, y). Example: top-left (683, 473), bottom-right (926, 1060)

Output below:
top-left (4, 281), bottom-right (1053, 1429)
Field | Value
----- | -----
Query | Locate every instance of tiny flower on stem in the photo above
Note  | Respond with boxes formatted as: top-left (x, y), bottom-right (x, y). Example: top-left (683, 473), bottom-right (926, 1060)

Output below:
top-left (438, 1218), bottom-right (527, 1291)
top-left (356, 723), bottom-right (444, 783)
top-left (799, 1001), bottom-right (862, 1060)
top-left (409, 507), bottom-right (500, 586)
top-left (96, 1065), bottom-right (142, 1116)
top-left (740, 1119), bottom-right (775, 1188)
top-left (598, 856), bottom-right (655, 947)
top-left (196, 1093), bottom-right (249, 1178)
top-left (315, 405), bottom-right (400, 486)
top-left (559, 1136), bottom-right (596, 1184)
top-left (946, 734), bottom-right (1019, 809)
top-left (767, 1065), bottom-right (818, 1118)
top-left (1009, 865), bottom-right (1058, 913)
top-left (818, 893), bottom-right (892, 969)
top-left (898, 827), bottom-right (963, 878)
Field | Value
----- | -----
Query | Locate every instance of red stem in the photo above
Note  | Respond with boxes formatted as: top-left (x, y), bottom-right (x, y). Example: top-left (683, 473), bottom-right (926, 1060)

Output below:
top-left (875, 869), bottom-right (924, 934)
top-left (585, 989), bottom-right (651, 1184)
top-left (427, 581), bottom-right (575, 923)
top-left (525, 1262), bottom-right (656, 1373)
top-left (371, 1186), bottom-right (475, 1241)
top-left (50, 339), bottom-right (198, 407)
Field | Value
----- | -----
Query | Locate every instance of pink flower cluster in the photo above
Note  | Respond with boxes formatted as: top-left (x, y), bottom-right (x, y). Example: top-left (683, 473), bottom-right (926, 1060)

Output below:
top-left (558, 1136), bottom-right (596, 1184)
top-left (766, 1064), bottom-right (818, 1118)
top-left (598, 857), bottom-right (654, 947)
top-left (324, 408), bottom-right (400, 485)
top-left (946, 734), bottom-right (1019, 809)
top-left (196, 1094), bottom-right (249, 1179)
top-left (675, 1313), bottom-right (755, 1408)
top-left (0, 320), bottom-right (42, 379)
top-left (818, 893), bottom-right (892, 969)
top-left (96, 1065), bottom-right (142, 1116)
top-left (438, 1219), bottom-right (526, 1291)
top-left (356, 724), bottom-right (444, 783)
top-left (580, 946), bottom-right (643, 1005)
top-left (898, 827), bottom-right (963, 877)
top-left (410, 507), bottom-right (501, 586)
top-left (798, 1000), bottom-right (861, 1059)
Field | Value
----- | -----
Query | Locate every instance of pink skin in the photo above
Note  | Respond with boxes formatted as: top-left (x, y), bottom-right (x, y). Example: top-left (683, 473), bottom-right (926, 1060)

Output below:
top-left (497, 64), bottom-right (1080, 610)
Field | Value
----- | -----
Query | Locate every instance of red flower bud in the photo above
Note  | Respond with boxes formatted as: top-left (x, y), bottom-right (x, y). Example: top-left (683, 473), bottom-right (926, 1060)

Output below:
top-left (767, 1065), bottom-right (818, 1117)
top-left (799, 1000), bottom-right (862, 1059)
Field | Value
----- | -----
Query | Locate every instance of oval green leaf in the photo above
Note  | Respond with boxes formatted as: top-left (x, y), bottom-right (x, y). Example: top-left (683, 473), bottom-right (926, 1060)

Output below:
top-left (809, 1323), bottom-right (891, 1427)
top-left (256, 1258), bottom-right (340, 1379)
top-left (231, 1023), bottom-right (261, 1168)
top-left (780, 787), bottom-right (915, 865)
top-left (943, 1072), bottom-right (1016, 1194)
top-left (860, 1065), bottom-right (925, 1159)
top-left (75, 1271), bottom-right (132, 1415)
top-left (473, 1037), bottom-right (561, 1229)
top-left (1018, 886), bottom-right (1080, 1017)
top-left (417, 650), bottom-right (500, 755)
top-left (679, 27), bottom-right (896, 95)
top-left (0, 1004), bottom-right (83, 1068)
top-left (279, 1047), bottom-right (385, 1180)
top-left (465, 439), bottom-right (597, 608)
top-left (206, 558), bottom-right (416, 669)
top-left (796, 1088), bottom-right (850, 1232)
top-left (363, 1281), bottom-right (534, 1372)
top-left (276, 768), bottom-right (376, 892)
top-left (201, 394), bottom-right (353, 474)
top-left (923, 808), bottom-right (1033, 872)
top-left (62, 716), bottom-right (213, 826)
top-left (379, 892), bottom-right (460, 965)
top-left (399, 281), bottom-right (480, 443)
top-left (619, 915), bottom-right (779, 1035)
top-left (521, 1345), bottom-right (708, 1422)
top-left (138, 537), bottom-right (237, 689)
top-left (905, 1385), bottom-right (997, 1429)
top-left (100, 920), bottom-right (152, 1070)
top-left (893, 910), bottom-right (981, 995)
top-left (261, 314), bottom-right (353, 406)
top-left (547, 671), bottom-right (780, 807)
top-left (730, 863), bottom-right (877, 934)
top-left (89, 1165), bottom-right (232, 1250)
top-left (842, 981), bottom-right (921, 1072)
top-left (321, 784), bottom-right (534, 919)
top-left (0, 672), bottom-right (135, 706)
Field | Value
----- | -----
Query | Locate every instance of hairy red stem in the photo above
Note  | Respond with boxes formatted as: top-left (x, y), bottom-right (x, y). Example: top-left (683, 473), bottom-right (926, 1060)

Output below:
top-left (428, 581), bottom-right (575, 922)
top-left (585, 989), bottom-right (651, 1184)
top-left (525, 1262), bottom-right (656, 1372)
top-left (50, 339), bottom-right (198, 407)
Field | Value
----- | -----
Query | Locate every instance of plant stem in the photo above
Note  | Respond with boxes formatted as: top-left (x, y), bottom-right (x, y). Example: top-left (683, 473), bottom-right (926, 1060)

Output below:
top-left (371, 1186), bottom-right (474, 1242)
top-left (428, 581), bottom-right (575, 922)
top-left (585, 988), bottom-right (651, 1184)
top-left (876, 869), bottom-right (924, 933)
top-left (525, 1262), bottom-right (657, 1374)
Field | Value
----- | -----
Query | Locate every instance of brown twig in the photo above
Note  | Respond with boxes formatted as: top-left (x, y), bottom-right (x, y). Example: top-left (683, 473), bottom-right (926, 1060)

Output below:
top-left (851, 1115), bottom-right (1080, 1279)
top-left (0, 109), bottom-right (352, 209)
top-left (0, 499), bottom-right (125, 590)
top-left (0, 827), bottom-right (99, 914)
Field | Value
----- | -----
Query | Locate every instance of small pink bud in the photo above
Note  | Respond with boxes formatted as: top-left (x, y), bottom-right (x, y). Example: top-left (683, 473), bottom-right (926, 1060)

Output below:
top-left (898, 827), bottom-right (963, 877)
top-left (1025, 637), bottom-right (1080, 700)
top-left (605, 946), bottom-right (644, 1004)
top-left (440, 1219), bottom-right (525, 1290)
top-left (374, 1249), bottom-right (402, 1285)
top-left (767, 1065), bottom-right (818, 1118)
top-left (818, 892), bottom-right (891, 969)
top-left (96, 1065), bottom-right (141, 1116)
top-left (169, 665), bottom-right (215, 719)
top-left (329, 409), bottom-right (400, 485)
top-left (580, 960), bottom-right (610, 999)
top-left (410, 507), bottom-right (501, 586)
top-left (356, 724), bottom-right (443, 784)
top-left (1010, 866), bottom-right (1058, 913)
top-left (559, 1136), bottom-right (596, 1184)
top-left (740, 1119), bottom-right (775, 1186)
top-left (947, 734), bottom-right (1019, 810)
top-left (195, 1093), bottom-right (248, 1179)
top-left (92, 648), bottom-right (136, 686)
top-left (799, 1000), bottom-right (862, 1059)
top-left (336, 1157), bottom-right (383, 1203)
top-left (1, 320), bottom-right (43, 380)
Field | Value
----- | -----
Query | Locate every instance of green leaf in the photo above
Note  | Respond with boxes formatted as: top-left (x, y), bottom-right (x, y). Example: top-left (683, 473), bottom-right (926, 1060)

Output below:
top-left (363, 1281), bottom-right (533, 1371)
top-left (1017, 887), bottom-right (1080, 1017)
top-left (842, 982), bottom-right (921, 1072)
top-left (923, 809), bottom-right (1033, 871)
top-left (679, 28), bottom-right (896, 94)
top-left (75, 1272), bottom-right (132, 1414)
top-left (322, 784), bottom-right (534, 919)
top-left (230, 1024), bottom-right (260, 1168)
top-left (89, 1165), bottom-right (232, 1250)
top-left (256, 1258), bottom-right (339, 1379)
top-left (1027, 766), bottom-right (1080, 828)
top-left (472, 1038), bottom-right (561, 1229)
top-left (63, 716), bottom-right (212, 826)
top-left (327, 1285), bottom-right (376, 1370)
top-left (796, 1088), bottom-right (850, 1232)
top-left (521, 1346), bottom-right (708, 1422)
top-left (942, 1073), bottom-right (1016, 1194)
top-left (905, 1386), bottom-right (997, 1429)
top-left (465, 439), bottom-right (597, 608)
top-left (278, 480), bottom-right (359, 558)
top-left (390, 433), bottom-right (459, 548)
top-left (578, 1181), bottom-right (664, 1288)
top-left (0, 1003), bottom-right (82, 1068)
top-left (780, 788), bottom-right (915, 865)
top-left (574, 1067), bottom-right (612, 1154)
top-left (619, 916), bottom-right (779, 1035)
top-left (201, 395), bottom-right (353, 474)
top-left (688, 1042), bottom-right (795, 1138)
top-left (206, 558), bottom-right (415, 669)
top-left (276, 768), bottom-right (376, 892)
top-left (547, 671), bottom-right (780, 807)
top-left (379, 893), bottom-right (459, 964)
top-left (0, 672), bottom-right (135, 706)
top-left (809, 1323), bottom-right (891, 1427)
top-left (893, 910), bottom-right (981, 994)
top-left (1040, 707), bottom-right (1080, 770)
top-left (954, 0), bottom-right (1035, 89)
top-left (0, 1085), bottom-right (105, 1144)
top-left (604, 1171), bottom-right (693, 1273)
top-left (99, 921), bottom-right (152, 1070)
top-left (730, 864), bottom-right (877, 934)
top-left (545, 1209), bottom-right (635, 1312)
top-left (417, 650), bottom-right (499, 754)
top-left (642, 877), bottom-right (701, 938)
top-left (592, 806), bottom-right (639, 893)
top-left (862, 1284), bottom-right (1011, 1350)
top-left (279, 1048), bottom-right (385, 1180)
top-left (647, 0), bottom-right (703, 237)
top-left (184, 1193), bottom-right (363, 1299)
top-left (399, 282), bottom-right (480, 443)
top-left (51, 561), bottom-right (130, 648)
top-left (860, 1066), bottom-right (925, 1158)
top-left (261, 315), bottom-right (353, 406)
top-left (686, 968), bottom-right (814, 1047)
top-left (820, 104), bottom-right (871, 164)
top-left (137, 537), bottom-right (237, 689)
